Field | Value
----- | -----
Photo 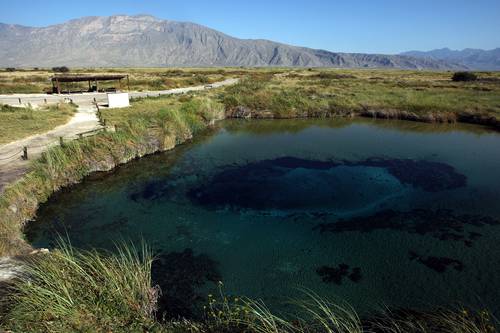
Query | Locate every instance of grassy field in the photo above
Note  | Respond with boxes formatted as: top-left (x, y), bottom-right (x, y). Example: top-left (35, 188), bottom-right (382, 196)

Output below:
top-left (3, 66), bottom-right (499, 126)
top-left (0, 103), bottom-right (76, 145)
top-left (221, 69), bottom-right (500, 125)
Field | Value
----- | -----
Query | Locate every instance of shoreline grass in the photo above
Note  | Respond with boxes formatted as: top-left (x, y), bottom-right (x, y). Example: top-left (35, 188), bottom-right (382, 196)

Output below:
top-left (0, 94), bottom-right (224, 257)
top-left (3, 241), bottom-right (160, 332)
top-left (1, 242), bottom-right (497, 332)
top-left (221, 70), bottom-right (500, 129)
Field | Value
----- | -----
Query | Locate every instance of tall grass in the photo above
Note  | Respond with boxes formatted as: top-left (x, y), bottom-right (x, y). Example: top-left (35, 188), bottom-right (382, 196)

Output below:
top-left (2, 241), bottom-right (160, 332)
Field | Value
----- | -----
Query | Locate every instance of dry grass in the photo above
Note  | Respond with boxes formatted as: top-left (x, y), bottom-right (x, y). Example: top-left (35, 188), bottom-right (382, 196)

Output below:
top-left (0, 103), bottom-right (76, 144)
top-left (222, 69), bottom-right (500, 125)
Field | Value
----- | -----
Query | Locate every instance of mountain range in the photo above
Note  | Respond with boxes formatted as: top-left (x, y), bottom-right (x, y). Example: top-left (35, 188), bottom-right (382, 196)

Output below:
top-left (0, 15), bottom-right (491, 70)
top-left (401, 48), bottom-right (500, 70)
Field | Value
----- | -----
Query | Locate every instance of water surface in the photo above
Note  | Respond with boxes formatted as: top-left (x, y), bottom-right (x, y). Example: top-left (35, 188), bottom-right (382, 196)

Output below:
top-left (28, 118), bottom-right (500, 318)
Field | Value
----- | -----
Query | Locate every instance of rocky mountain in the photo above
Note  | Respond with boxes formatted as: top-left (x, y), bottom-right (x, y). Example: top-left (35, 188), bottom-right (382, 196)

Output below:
top-left (0, 15), bottom-right (464, 69)
top-left (401, 48), bottom-right (500, 70)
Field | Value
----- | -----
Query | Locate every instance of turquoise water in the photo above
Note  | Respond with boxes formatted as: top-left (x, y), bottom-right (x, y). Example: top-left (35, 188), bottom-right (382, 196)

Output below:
top-left (28, 118), bottom-right (500, 318)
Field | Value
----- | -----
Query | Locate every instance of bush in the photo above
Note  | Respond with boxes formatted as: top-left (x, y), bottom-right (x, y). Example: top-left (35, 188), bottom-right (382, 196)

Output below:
top-left (5, 67), bottom-right (16, 72)
top-left (52, 66), bottom-right (70, 73)
top-left (452, 72), bottom-right (477, 82)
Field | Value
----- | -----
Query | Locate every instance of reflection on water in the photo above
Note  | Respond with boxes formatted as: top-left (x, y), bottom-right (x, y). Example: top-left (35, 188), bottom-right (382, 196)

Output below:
top-left (27, 118), bottom-right (500, 319)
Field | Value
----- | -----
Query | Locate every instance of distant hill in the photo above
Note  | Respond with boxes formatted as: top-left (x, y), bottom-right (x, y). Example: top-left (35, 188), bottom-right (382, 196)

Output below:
top-left (401, 48), bottom-right (500, 70)
top-left (0, 15), bottom-right (464, 69)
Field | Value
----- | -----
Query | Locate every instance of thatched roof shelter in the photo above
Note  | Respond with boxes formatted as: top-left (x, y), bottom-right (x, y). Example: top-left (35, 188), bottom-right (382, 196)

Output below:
top-left (51, 74), bottom-right (129, 94)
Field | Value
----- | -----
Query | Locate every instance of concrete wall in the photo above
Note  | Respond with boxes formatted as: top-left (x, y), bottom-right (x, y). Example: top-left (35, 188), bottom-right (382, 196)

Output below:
top-left (107, 92), bottom-right (130, 108)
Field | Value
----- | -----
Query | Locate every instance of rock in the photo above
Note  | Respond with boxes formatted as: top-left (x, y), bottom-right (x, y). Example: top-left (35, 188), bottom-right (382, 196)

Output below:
top-left (231, 106), bottom-right (252, 119)
top-left (29, 248), bottom-right (49, 255)
top-left (8, 204), bottom-right (17, 214)
top-left (0, 257), bottom-right (24, 282)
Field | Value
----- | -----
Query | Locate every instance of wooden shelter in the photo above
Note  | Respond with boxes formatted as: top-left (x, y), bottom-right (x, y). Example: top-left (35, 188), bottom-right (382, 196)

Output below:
top-left (51, 74), bottom-right (130, 94)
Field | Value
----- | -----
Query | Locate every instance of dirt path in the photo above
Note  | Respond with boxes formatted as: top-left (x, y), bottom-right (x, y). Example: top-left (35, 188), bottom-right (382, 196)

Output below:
top-left (0, 102), bottom-right (101, 193)
top-left (0, 78), bottom-right (238, 193)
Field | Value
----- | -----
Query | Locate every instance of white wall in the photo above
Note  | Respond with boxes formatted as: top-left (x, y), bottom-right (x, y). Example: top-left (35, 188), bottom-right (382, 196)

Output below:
top-left (107, 93), bottom-right (130, 108)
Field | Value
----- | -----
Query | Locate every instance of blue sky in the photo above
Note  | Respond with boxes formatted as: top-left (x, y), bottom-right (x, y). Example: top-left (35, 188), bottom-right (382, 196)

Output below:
top-left (0, 0), bottom-right (498, 54)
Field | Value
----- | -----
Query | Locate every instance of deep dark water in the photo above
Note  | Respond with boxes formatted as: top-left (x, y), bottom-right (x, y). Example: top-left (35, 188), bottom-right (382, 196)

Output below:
top-left (187, 157), bottom-right (467, 211)
top-left (28, 118), bottom-right (500, 319)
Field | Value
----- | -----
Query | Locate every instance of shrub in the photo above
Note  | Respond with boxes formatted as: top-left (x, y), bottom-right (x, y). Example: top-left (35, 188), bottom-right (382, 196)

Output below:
top-left (0, 104), bottom-right (17, 112)
top-left (452, 72), bottom-right (478, 82)
top-left (5, 67), bottom-right (16, 72)
top-left (52, 66), bottom-right (70, 73)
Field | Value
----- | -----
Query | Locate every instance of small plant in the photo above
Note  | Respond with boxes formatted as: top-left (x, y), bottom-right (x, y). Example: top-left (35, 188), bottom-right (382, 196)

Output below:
top-left (452, 72), bottom-right (478, 82)
top-left (19, 108), bottom-right (34, 120)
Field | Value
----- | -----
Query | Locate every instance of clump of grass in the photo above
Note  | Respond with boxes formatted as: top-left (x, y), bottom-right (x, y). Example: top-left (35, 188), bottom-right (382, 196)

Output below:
top-left (315, 72), bottom-right (357, 80)
top-left (222, 78), bottom-right (329, 118)
top-left (452, 72), bottom-right (478, 82)
top-left (2, 241), bottom-right (160, 333)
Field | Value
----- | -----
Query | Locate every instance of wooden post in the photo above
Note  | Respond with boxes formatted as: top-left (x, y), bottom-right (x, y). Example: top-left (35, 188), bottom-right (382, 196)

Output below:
top-left (127, 75), bottom-right (130, 91)
top-left (114, 124), bottom-right (118, 132)
top-left (59, 136), bottom-right (64, 147)
top-left (56, 78), bottom-right (61, 94)
top-left (18, 98), bottom-right (22, 104)
top-left (88, 80), bottom-right (91, 92)
top-left (103, 119), bottom-right (107, 127)
top-left (44, 98), bottom-right (47, 104)
top-left (22, 147), bottom-right (28, 160)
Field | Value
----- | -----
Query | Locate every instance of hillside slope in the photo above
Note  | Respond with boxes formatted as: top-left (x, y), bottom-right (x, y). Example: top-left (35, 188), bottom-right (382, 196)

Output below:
top-left (0, 15), bottom-right (463, 69)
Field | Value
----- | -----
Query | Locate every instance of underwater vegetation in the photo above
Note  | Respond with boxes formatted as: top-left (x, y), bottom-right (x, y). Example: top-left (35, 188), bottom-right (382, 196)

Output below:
top-left (152, 248), bottom-right (221, 319)
top-left (314, 209), bottom-right (500, 247)
top-left (187, 156), bottom-right (467, 211)
top-left (409, 251), bottom-right (465, 273)
top-left (316, 264), bottom-right (363, 285)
